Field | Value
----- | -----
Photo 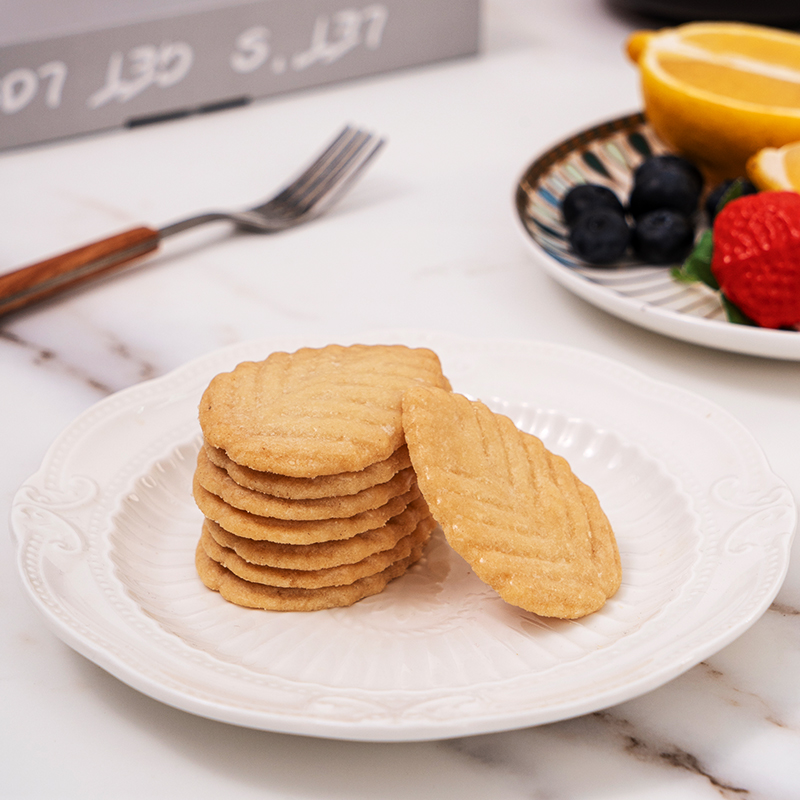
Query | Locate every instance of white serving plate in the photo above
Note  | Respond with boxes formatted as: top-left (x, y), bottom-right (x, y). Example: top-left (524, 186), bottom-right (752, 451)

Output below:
top-left (11, 331), bottom-right (796, 741)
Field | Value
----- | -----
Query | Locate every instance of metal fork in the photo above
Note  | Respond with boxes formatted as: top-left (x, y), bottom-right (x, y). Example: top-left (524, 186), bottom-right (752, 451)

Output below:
top-left (0, 125), bottom-right (385, 318)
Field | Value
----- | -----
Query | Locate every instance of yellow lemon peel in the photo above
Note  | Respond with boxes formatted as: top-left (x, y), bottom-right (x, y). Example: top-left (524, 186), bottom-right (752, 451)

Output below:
top-left (626, 22), bottom-right (800, 182)
top-left (747, 141), bottom-right (800, 192)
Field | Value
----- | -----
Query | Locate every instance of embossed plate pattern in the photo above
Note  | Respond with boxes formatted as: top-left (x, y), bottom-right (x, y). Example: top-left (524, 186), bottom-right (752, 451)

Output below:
top-left (515, 112), bottom-right (800, 360)
top-left (11, 331), bottom-right (796, 741)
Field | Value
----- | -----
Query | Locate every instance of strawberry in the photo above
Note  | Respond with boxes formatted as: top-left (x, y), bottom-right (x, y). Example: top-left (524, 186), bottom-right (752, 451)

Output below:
top-left (711, 191), bottom-right (800, 329)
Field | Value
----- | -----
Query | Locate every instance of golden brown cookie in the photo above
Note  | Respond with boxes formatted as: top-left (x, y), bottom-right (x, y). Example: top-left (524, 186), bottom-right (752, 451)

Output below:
top-left (198, 344), bottom-right (451, 477)
top-left (195, 539), bottom-right (426, 611)
top-left (193, 478), bottom-right (421, 544)
top-left (204, 442), bottom-right (412, 499)
top-left (205, 493), bottom-right (432, 569)
top-left (199, 512), bottom-right (434, 589)
top-left (402, 386), bottom-right (621, 619)
top-left (194, 448), bottom-right (416, 520)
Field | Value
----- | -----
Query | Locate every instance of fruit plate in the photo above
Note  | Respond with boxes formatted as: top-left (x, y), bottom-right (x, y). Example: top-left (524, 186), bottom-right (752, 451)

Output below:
top-left (515, 111), bottom-right (800, 361)
top-left (11, 331), bottom-right (796, 742)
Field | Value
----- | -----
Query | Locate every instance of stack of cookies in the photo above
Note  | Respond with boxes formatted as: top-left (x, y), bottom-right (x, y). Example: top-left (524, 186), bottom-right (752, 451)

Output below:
top-left (192, 343), bottom-right (450, 612)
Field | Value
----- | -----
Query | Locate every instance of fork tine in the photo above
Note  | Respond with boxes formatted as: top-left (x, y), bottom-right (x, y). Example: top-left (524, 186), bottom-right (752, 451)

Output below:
top-left (280, 131), bottom-right (372, 207)
top-left (294, 133), bottom-right (385, 217)
top-left (256, 128), bottom-right (384, 221)
top-left (261, 126), bottom-right (363, 208)
top-left (297, 131), bottom-right (384, 210)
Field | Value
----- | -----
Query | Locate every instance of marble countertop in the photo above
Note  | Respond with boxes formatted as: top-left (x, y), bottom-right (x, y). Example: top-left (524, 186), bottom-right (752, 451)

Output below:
top-left (2, 1), bottom-right (799, 797)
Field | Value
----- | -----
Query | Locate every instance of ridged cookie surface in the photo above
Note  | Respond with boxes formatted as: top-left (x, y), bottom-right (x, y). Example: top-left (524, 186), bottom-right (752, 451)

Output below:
top-left (204, 442), bottom-right (412, 499)
top-left (193, 479), bottom-right (420, 544)
top-left (195, 540), bottom-right (426, 611)
top-left (194, 447), bottom-right (416, 520)
top-left (199, 344), bottom-right (451, 477)
top-left (402, 387), bottom-right (621, 619)
top-left (205, 493), bottom-right (432, 569)
top-left (199, 513), bottom-right (434, 589)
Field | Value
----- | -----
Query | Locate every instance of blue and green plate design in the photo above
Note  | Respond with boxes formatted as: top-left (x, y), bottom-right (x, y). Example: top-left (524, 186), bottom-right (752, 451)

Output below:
top-left (515, 112), bottom-right (729, 324)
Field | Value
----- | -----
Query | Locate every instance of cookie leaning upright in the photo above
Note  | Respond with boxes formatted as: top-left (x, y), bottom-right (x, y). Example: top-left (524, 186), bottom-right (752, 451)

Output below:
top-left (199, 344), bottom-right (452, 478)
top-left (401, 386), bottom-right (621, 619)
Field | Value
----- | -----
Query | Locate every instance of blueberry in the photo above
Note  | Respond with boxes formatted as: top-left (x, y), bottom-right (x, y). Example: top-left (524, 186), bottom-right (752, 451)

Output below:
top-left (705, 178), bottom-right (758, 223)
top-left (629, 154), bottom-right (703, 218)
top-left (629, 170), bottom-right (702, 218)
top-left (632, 209), bottom-right (695, 264)
top-left (634, 154), bottom-right (703, 194)
top-left (562, 184), bottom-right (625, 226)
top-left (569, 207), bottom-right (631, 264)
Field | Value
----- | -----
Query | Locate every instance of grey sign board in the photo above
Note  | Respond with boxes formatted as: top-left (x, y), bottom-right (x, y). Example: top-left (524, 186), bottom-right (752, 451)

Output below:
top-left (0, 0), bottom-right (480, 149)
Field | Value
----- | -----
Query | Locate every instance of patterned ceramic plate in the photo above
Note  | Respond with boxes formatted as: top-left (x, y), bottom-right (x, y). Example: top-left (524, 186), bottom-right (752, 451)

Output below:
top-left (11, 331), bottom-right (795, 741)
top-left (515, 112), bottom-right (800, 360)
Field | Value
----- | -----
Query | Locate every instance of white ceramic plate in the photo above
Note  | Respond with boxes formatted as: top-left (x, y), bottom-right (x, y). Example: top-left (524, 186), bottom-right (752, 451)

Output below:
top-left (11, 331), bottom-right (796, 741)
top-left (515, 112), bottom-right (800, 360)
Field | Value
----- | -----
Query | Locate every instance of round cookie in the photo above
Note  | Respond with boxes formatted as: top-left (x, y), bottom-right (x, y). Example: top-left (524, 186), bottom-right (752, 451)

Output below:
top-left (198, 343), bottom-right (451, 477)
top-left (192, 479), bottom-right (420, 544)
top-left (195, 540), bottom-right (427, 611)
top-left (205, 493), bottom-right (432, 570)
top-left (195, 448), bottom-right (416, 520)
top-left (204, 442), bottom-right (412, 499)
top-left (199, 513), bottom-right (434, 589)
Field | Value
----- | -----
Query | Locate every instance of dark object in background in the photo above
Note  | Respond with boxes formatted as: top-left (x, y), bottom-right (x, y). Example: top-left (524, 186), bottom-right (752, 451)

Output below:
top-left (610, 0), bottom-right (800, 25)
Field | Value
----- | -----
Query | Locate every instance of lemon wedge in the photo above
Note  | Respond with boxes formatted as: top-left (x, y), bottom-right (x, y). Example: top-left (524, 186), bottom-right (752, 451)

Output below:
top-left (626, 22), bottom-right (800, 182)
top-left (747, 141), bottom-right (800, 191)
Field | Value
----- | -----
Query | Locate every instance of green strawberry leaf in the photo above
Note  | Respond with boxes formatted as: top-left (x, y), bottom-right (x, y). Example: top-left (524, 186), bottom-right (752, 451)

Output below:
top-left (671, 178), bottom-right (754, 289)
top-left (671, 229), bottom-right (718, 289)
top-left (721, 295), bottom-right (758, 326)
top-left (713, 177), bottom-right (750, 218)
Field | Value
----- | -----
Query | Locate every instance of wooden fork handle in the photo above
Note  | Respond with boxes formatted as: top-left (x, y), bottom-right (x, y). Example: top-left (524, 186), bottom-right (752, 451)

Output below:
top-left (0, 225), bottom-right (161, 318)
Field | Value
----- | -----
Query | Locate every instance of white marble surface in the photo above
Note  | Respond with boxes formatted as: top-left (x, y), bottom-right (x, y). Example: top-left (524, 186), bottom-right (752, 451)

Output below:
top-left (2, 1), bottom-right (799, 797)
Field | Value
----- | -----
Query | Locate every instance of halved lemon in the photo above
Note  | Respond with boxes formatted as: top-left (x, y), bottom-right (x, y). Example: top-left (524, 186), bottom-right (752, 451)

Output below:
top-left (627, 22), bottom-right (800, 182)
top-left (747, 140), bottom-right (800, 191)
